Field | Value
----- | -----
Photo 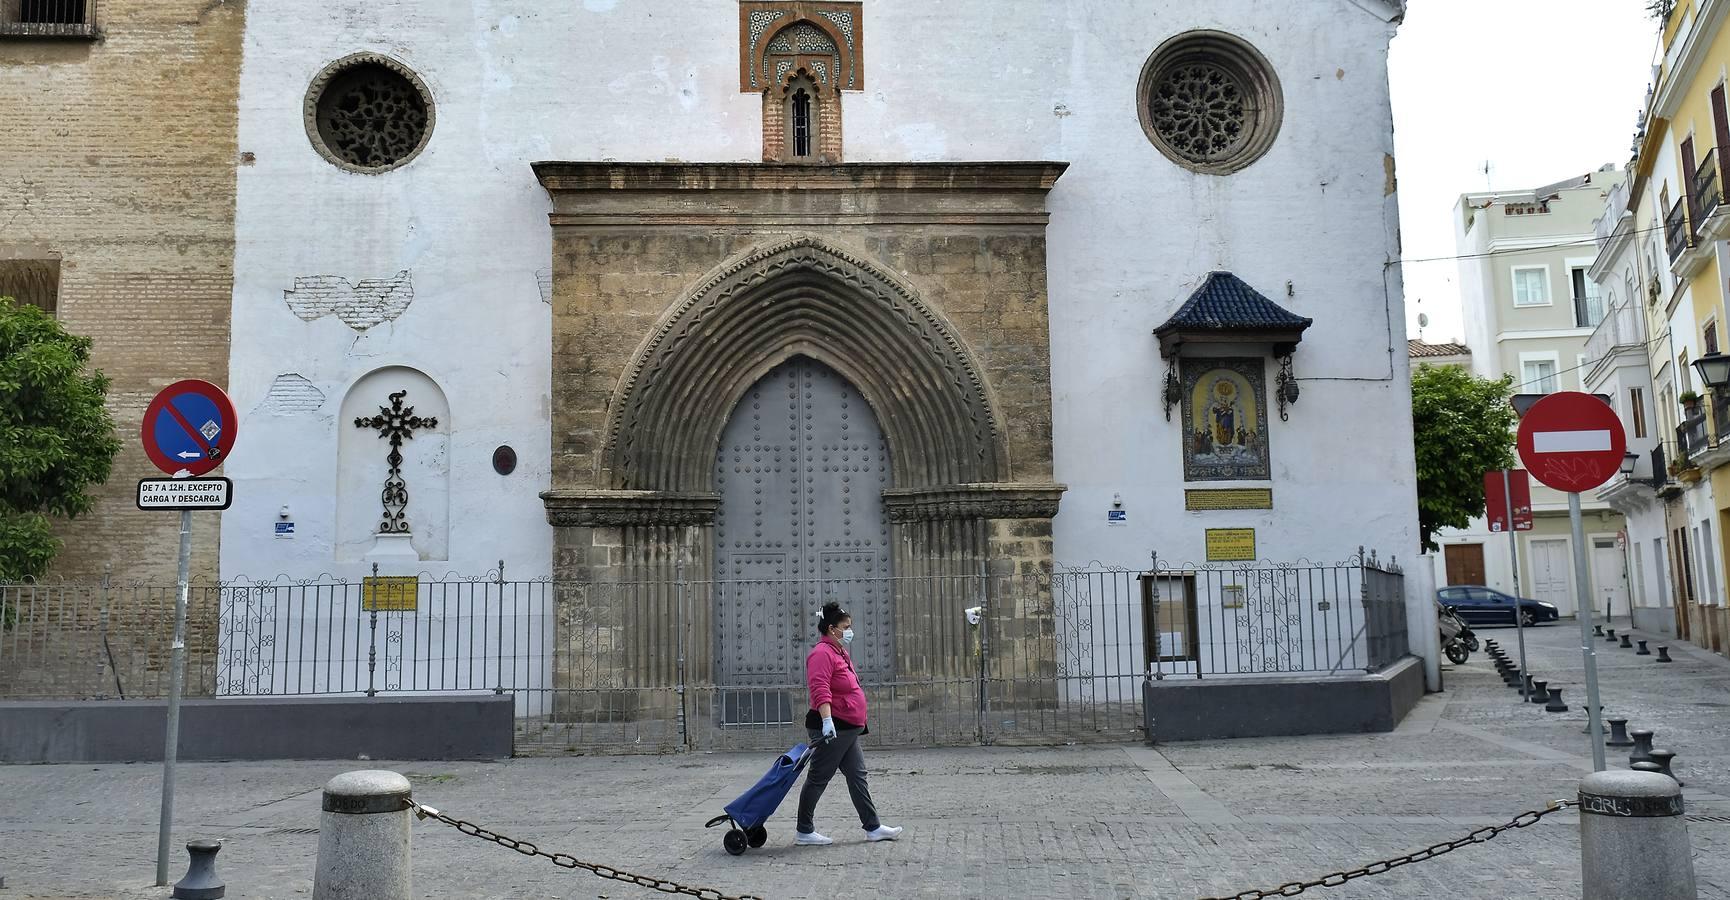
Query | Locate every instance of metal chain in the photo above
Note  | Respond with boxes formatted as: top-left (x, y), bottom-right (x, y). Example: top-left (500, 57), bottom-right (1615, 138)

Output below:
top-left (406, 800), bottom-right (764, 900)
top-left (1200, 799), bottom-right (1578, 900)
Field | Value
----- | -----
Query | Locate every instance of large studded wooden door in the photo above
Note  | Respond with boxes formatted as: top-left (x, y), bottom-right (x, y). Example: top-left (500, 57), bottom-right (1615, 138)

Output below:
top-left (714, 357), bottom-right (893, 712)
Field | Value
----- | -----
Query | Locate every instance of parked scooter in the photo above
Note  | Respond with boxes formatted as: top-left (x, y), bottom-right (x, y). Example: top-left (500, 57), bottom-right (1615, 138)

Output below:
top-left (1438, 604), bottom-right (1476, 665)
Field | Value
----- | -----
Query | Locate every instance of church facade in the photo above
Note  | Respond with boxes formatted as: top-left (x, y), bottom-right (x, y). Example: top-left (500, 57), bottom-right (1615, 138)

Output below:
top-left (214, 0), bottom-right (1421, 726)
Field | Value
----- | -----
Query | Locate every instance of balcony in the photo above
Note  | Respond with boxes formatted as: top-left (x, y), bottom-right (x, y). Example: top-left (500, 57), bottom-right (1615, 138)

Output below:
top-left (0, 1), bottom-right (99, 38)
top-left (1695, 149), bottom-right (1723, 228)
top-left (1600, 443), bottom-right (1669, 513)
top-left (1676, 408), bottom-right (1730, 473)
top-left (1583, 300), bottom-right (1646, 387)
top-left (1666, 196), bottom-right (1692, 262)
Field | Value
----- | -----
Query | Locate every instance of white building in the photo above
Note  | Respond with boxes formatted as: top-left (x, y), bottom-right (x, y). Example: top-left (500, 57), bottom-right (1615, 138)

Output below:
top-left (214, 0), bottom-right (1427, 739)
top-left (1434, 168), bottom-right (1632, 618)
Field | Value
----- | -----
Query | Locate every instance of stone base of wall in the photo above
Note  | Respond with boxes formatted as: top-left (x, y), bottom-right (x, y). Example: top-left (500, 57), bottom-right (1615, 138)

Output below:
top-left (1631, 606), bottom-right (1679, 636)
top-left (0, 695), bottom-right (514, 764)
top-left (1142, 656), bottom-right (1425, 743)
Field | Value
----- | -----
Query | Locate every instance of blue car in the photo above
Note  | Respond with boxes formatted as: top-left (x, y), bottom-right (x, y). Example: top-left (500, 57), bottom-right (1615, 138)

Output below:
top-left (1435, 586), bottom-right (1560, 627)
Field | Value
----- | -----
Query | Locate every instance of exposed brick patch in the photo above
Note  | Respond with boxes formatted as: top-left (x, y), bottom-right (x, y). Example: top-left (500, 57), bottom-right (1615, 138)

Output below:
top-left (255, 374), bottom-right (326, 415)
top-left (283, 270), bottom-right (413, 331)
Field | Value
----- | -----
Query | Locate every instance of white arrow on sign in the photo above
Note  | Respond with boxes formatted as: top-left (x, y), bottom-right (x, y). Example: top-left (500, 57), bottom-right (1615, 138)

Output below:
top-left (176, 451), bottom-right (203, 459)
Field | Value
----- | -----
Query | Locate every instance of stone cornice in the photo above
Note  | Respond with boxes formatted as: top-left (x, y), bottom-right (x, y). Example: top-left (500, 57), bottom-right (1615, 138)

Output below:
top-left (541, 490), bottom-right (719, 527)
top-left (881, 483), bottom-right (1066, 522)
top-left (533, 161), bottom-right (1068, 194)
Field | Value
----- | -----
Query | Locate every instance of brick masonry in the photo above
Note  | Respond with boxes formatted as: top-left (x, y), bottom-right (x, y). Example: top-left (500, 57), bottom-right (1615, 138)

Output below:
top-left (0, 1), bottom-right (241, 586)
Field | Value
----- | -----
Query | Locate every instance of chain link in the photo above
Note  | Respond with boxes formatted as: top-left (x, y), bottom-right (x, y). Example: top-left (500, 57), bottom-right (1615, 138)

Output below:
top-left (407, 800), bottom-right (764, 900)
top-left (1200, 799), bottom-right (1578, 900)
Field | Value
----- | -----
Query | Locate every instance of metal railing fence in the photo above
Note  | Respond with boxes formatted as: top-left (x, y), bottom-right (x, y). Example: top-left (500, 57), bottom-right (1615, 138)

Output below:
top-left (3, 552), bottom-right (1410, 753)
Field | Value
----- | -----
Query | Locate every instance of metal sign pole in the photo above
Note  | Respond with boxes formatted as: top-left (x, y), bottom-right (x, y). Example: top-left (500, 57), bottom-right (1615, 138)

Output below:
top-left (1569, 491), bottom-right (1608, 771)
top-left (155, 507), bottom-right (193, 885)
top-left (1503, 469), bottom-right (1531, 701)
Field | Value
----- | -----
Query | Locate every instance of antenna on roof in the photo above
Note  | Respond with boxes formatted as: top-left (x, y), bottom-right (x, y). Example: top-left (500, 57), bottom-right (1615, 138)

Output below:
top-left (1482, 160), bottom-right (1494, 190)
top-left (1417, 312), bottom-right (1429, 339)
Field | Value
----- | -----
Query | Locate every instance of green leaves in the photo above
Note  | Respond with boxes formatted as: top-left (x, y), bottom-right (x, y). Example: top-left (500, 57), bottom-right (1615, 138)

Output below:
top-left (0, 296), bottom-right (121, 581)
top-left (1411, 364), bottom-right (1516, 553)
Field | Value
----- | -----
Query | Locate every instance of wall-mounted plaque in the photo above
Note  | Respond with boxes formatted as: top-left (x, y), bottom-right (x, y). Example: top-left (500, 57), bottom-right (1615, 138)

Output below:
top-left (1205, 528), bottom-right (1257, 562)
top-left (1185, 488), bottom-right (1274, 511)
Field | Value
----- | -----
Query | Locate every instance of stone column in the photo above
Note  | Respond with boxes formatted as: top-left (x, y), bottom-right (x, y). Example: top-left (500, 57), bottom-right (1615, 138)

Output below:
top-left (1579, 770), bottom-right (1696, 900)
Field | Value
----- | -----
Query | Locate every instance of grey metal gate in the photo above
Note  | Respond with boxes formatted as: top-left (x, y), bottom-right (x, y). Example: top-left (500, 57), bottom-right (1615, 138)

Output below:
top-left (713, 357), bottom-right (893, 723)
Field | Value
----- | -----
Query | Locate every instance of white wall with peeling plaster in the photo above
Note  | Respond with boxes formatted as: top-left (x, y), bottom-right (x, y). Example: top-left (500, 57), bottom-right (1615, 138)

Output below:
top-left (225, 0), bottom-right (1416, 596)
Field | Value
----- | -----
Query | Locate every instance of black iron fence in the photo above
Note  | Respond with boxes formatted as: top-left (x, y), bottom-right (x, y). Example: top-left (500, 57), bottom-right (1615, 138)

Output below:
top-left (3, 552), bottom-right (1410, 753)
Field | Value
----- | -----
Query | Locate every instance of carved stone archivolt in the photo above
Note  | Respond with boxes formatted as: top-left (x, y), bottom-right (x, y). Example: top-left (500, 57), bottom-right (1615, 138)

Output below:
top-left (601, 236), bottom-right (1007, 494)
top-left (882, 484), bottom-right (1066, 523)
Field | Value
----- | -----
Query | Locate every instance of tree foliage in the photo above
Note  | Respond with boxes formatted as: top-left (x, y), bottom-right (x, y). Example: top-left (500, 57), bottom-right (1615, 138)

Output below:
top-left (1411, 364), bottom-right (1516, 553)
top-left (0, 296), bottom-right (121, 582)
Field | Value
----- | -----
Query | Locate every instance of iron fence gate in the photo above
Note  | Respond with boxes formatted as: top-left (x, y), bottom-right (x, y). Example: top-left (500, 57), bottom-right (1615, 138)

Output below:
top-left (2, 552), bottom-right (1409, 753)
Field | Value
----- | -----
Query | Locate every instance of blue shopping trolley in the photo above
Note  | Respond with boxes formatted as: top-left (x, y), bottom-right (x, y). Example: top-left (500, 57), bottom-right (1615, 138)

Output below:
top-left (704, 740), bottom-right (819, 855)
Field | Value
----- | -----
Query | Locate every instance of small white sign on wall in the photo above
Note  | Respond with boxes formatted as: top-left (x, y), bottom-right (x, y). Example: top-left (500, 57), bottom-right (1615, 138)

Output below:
top-left (1107, 509), bottom-right (1128, 526)
top-left (275, 521), bottom-right (296, 539)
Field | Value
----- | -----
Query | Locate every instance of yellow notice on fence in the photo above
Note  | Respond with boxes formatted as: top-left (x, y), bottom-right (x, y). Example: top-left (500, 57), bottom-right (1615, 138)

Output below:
top-left (363, 576), bottom-right (419, 612)
top-left (1204, 528), bottom-right (1257, 562)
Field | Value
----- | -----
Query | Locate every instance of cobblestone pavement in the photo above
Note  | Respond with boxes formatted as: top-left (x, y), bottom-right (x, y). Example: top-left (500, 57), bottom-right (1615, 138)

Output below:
top-left (3, 620), bottom-right (1727, 900)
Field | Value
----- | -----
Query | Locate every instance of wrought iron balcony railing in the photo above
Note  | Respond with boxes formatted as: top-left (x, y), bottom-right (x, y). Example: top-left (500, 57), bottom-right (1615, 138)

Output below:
top-left (1666, 196), bottom-right (1692, 262)
top-left (1695, 148), bottom-right (1723, 231)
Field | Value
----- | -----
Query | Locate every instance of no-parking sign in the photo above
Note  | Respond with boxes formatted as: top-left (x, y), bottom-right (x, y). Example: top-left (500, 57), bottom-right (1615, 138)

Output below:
top-left (140, 380), bottom-right (238, 477)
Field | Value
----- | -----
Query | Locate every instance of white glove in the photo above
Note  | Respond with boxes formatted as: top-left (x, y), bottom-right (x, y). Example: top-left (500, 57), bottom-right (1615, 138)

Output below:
top-left (821, 717), bottom-right (837, 740)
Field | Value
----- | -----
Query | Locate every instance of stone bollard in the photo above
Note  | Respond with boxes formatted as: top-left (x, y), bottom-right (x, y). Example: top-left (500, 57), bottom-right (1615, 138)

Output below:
top-left (1578, 770), bottom-right (1697, 900)
top-left (1657, 646), bottom-right (1674, 663)
top-left (1593, 624), bottom-right (1603, 636)
top-left (1638, 640), bottom-right (1652, 656)
top-left (1605, 718), bottom-right (1635, 748)
top-left (1649, 750), bottom-right (1684, 787)
top-left (1630, 730), bottom-right (1655, 766)
top-left (172, 840), bottom-right (224, 899)
top-left (1633, 761), bottom-right (1665, 775)
top-left (313, 771), bottom-right (412, 900)
top-left (1581, 706), bottom-right (1604, 733)
top-left (1606, 627), bottom-right (1617, 641)
top-left (1523, 673), bottom-right (1537, 697)
top-left (1545, 687), bottom-right (1569, 712)
top-left (1531, 680), bottom-right (1550, 704)
top-left (1620, 634), bottom-right (1634, 649)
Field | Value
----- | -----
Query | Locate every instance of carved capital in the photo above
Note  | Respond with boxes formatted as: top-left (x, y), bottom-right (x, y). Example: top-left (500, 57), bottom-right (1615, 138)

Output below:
top-left (882, 483), bottom-right (1065, 523)
top-left (542, 490), bottom-right (720, 527)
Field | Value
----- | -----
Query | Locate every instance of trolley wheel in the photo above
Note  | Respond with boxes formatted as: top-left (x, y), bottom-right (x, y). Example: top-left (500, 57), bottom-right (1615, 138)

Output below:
top-left (746, 825), bottom-right (768, 848)
top-left (723, 829), bottom-right (749, 856)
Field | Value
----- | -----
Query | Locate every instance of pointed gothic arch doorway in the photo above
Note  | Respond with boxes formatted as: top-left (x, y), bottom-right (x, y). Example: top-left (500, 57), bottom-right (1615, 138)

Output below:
top-left (713, 357), bottom-right (893, 720)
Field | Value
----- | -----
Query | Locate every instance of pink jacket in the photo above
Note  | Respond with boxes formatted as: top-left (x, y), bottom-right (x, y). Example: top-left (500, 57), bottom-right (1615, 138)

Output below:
top-left (805, 638), bottom-right (868, 726)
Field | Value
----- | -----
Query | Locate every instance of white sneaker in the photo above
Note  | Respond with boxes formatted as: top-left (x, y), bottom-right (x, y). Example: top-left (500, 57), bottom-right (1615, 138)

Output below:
top-left (865, 825), bottom-right (903, 842)
top-left (795, 831), bottom-right (833, 846)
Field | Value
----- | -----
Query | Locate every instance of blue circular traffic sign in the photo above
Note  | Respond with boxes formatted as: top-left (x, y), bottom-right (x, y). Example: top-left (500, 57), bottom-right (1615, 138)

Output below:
top-left (141, 380), bottom-right (238, 476)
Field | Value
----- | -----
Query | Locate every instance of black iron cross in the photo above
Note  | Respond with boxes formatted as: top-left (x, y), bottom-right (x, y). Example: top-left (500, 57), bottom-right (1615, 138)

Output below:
top-left (355, 390), bottom-right (439, 535)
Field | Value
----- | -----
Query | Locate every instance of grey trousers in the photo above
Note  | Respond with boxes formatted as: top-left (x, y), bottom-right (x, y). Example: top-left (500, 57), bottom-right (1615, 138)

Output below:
top-left (795, 726), bottom-right (880, 834)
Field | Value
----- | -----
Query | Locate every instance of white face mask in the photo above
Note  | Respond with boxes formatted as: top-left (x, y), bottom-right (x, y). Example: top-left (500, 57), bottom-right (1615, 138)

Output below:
top-left (841, 628), bottom-right (855, 646)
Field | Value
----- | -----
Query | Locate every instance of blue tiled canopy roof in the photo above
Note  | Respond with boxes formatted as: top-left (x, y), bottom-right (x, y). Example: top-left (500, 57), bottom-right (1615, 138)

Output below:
top-left (1153, 272), bottom-right (1314, 339)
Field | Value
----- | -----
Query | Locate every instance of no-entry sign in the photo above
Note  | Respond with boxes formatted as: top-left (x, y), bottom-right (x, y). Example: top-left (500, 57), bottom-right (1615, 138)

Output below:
top-left (1516, 392), bottom-right (1627, 493)
top-left (140, 380), bottom-right (238, 477)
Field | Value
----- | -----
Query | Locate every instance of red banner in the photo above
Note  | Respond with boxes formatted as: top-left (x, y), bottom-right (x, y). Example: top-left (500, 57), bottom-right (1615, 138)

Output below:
top-left (1484, 469), bottom-right (1534, 533)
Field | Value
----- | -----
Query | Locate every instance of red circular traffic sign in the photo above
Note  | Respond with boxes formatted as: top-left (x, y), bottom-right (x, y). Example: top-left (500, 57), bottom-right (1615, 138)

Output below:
top-left (141, 380), bottom-right (238, 477)
top-left (1516, 391), bottom-right (1627, 493)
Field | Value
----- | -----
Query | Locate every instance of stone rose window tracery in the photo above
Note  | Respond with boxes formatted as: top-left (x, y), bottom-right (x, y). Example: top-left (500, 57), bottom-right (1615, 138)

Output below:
top-left (305, 54), bottom-right (435, 174)
top-left (1138, 32), bottom-right (1282, 176)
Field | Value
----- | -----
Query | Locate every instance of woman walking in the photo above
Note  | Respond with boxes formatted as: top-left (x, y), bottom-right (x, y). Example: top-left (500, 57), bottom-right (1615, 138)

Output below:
top-left (795, 601), bottom-right (903, 846)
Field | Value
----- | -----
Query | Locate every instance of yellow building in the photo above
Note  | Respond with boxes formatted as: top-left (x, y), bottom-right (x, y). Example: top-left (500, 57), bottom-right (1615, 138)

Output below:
top-left (1623, 0), bottom-right (1730, 652)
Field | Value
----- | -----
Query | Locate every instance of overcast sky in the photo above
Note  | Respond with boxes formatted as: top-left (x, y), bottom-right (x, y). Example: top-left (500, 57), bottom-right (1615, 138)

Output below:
top-left (1390, 0), bottom-right (1661, 345)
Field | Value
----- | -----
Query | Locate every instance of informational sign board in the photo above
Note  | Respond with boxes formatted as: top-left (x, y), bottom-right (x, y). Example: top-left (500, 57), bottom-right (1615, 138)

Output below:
top-left (1484, 469), bottom-right (1534, 533)
top-left (140, 380), bottom-right (238, 477)
top-left (1516, 392), bottom-right (1627, 493)
top-left (1107, 509), bottom-right (1128, 526)
top-left (362, 576), bottom-right (419, 612)
top-left (1184, 489), bottom-right (1274, 511)
top-left (1205, 528), bottom-right (1257, 562)
top-left (136, 478), bottom-right (232, 511)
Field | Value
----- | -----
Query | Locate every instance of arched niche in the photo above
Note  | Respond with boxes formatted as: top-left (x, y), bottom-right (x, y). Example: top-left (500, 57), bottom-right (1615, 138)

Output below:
top-left (336, 366), bottom-right (451, 563)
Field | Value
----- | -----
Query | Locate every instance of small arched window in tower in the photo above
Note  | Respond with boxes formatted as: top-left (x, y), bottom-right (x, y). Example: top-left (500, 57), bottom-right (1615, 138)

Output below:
top-left (784, 75), bottom-right (820, 161)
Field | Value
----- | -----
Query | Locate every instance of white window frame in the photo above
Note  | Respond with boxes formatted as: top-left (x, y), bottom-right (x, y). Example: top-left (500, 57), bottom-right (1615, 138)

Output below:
top-left (1519, 351), bottom-right (1562, 394)
top-left (1566, 257), bottom-right (1602, 327)
top-left (1577, 354), bottom-right (1588, 389)
top-left (1511, 265), bottom-right (1552, 307)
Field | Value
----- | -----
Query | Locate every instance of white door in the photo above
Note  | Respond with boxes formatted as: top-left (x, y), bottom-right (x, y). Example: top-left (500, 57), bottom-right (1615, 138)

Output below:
top-left (1529, 539), bottom-right (1574, 617)
top-left (1591, 538), bottom-right (1630, 620)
